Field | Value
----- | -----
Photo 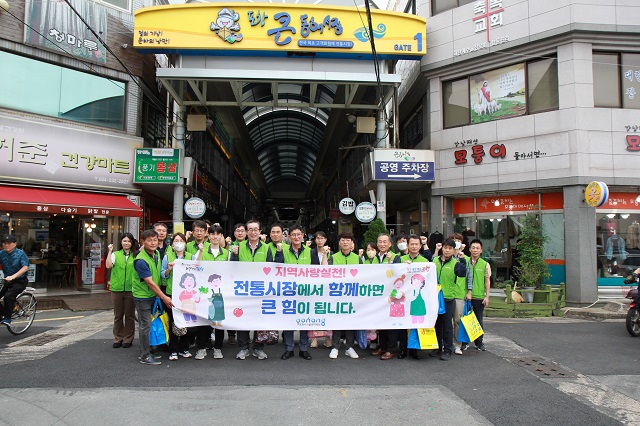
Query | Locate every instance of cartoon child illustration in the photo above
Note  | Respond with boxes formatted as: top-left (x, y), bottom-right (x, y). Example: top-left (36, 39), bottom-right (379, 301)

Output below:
top-left (409, 273), bottom-right (427, 324)
top-left (388, 274), bottom-right (406, 318)
top-left (178, 273), bottom-right (200, 323)
top-left (207, 273), bottom-right (225, 327)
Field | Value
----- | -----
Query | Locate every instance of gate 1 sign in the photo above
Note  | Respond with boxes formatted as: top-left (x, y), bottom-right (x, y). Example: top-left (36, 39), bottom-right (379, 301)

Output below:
top-left (134, 148), bottom-right (180, 184)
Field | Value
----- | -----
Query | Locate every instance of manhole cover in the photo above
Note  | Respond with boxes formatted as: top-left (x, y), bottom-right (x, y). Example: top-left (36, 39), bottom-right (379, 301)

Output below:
top-left (14, 333), bottom-right (69, 347)
top-left (516, 357), bottom-right (576, 378)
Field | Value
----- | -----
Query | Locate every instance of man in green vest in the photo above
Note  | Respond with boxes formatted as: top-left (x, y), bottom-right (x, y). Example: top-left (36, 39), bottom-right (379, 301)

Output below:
top-left (433, 238), bottom-right (467, 361)
top-left (230, 219), bottom-right (283, 360)
top-left (267, 223), bottom-right (289, 260)
top-left (466, 239), bottom-right (491, 351)
top-left (132, 229), bottom-right (173, 365)
top-left (327, 232), bottom-right (361, 360)
top-left (185, 220), bottom-right (209, 256)
top-left (281, 225), bottom-right (326, 361)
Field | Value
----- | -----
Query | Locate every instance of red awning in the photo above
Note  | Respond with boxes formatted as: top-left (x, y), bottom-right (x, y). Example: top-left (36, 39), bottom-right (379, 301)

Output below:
top-left (0, 186), bottom-right (143, 217)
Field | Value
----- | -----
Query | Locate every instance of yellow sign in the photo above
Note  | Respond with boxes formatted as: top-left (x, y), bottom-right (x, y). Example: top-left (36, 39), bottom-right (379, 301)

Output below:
top-left (134, 3), bottom-right (426, 60)
top-left (585, 181), bottom-right (609, 207)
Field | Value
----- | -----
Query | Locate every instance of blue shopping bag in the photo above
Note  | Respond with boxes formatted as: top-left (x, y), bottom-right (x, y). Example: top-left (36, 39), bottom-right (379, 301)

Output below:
top-left (457, 300), bottom-right (472, 344)
top-left (438, 285), bottom-right (446, 315)
top-left (355, 330), bottom-right (368, 349)
top-left (150, 298), bottom-right (169, 346)
top-left (407, 329), bottom-right (421, 350)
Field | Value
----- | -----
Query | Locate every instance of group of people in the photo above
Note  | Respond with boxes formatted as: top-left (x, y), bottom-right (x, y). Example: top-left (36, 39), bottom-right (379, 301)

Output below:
top-left (106, 219), bottom-right (491, 365)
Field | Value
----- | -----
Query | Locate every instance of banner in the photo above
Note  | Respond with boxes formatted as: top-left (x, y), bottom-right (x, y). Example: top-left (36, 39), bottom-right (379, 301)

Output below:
top-left (171, 261), bottom-right (438, 330)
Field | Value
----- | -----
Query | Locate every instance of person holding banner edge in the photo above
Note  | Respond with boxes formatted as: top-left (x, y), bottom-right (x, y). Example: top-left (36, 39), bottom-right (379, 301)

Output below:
top-left (309, 231), bottom-right (333, 349)
top-left (465, 239), bottom-right (490, 351)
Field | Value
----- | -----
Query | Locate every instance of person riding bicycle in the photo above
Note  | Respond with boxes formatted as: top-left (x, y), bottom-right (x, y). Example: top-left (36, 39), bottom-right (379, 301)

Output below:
top-left (0, 234), bottom-right (30, 326)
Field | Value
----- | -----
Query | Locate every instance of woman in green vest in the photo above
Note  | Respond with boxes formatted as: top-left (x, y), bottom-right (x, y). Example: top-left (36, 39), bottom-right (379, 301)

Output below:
top-left (160, 232), bottom-right (196, 361)
top-left (106, 233), bottom-right (137, 349)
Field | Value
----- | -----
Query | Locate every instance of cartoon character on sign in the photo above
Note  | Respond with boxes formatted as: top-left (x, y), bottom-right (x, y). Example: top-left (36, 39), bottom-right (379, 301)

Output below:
top-left (409, 273), bottom-right (427, 324)
top-left (207, 273), bottom-right (225, 327)
top-left (388, 274), bottom-right (406, 319)
top-left (210, 8), bottom-right (243, 44)
top-left (178, 273), bottom-right (200, 323)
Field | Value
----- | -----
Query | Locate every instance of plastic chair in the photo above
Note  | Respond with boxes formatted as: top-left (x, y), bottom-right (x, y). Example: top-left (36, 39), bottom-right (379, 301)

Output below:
top-left (47, 259), bottom-right (65, 288)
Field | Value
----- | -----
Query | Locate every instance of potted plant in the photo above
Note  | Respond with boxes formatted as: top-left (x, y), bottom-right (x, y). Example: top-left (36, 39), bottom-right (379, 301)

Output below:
top-left (513, 214), bottom-right (550, 303)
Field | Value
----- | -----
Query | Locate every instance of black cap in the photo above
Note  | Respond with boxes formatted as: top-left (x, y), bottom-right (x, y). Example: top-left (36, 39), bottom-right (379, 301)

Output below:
top-left (1, 234), bottom-right (17, 243)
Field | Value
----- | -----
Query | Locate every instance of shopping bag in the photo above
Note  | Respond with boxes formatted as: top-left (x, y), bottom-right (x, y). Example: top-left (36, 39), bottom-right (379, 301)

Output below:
top-left (307, 330), bottom-right (332, 338)
top-left (437, 285), bottom-right (446, 314)
top-left (355, 330), bottom-right (368, 349)
top-left (150, 298), bottom-right (169, 346)
top-left (457, 301), bottom-right (471, 344)
top-left (408, 328), bottom-right (439, 350)
top-left (460, 302), bottom-right (484, 342)
top-left (255, 330), bottom-right (280, 345)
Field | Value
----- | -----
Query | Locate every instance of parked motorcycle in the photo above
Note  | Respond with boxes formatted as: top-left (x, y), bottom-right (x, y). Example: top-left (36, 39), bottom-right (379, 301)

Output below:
top-left (625, 273), bottom-right (640, 337)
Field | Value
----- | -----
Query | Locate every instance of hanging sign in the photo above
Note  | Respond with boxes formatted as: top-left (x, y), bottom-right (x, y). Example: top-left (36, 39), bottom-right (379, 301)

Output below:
top-left (339, 197), bottom-right (356, 215)
top-left (585, 181), bottom-right (609, 207)
top-left (355, 202), bottom-right (376, 223)
top-left (184, 197), bottom-right (206, 218)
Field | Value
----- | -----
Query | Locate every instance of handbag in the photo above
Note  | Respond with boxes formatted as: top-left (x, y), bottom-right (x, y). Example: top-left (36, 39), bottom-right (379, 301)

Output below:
top-left (150, 298), bottom-right (169, 346)
top-left (407, 328), bottom-right (439, 350)
top-left (255, 330), bottom-right (279, 345)
top-left (460, 301), bottom-right (484, 342)
top-left (457, 300), bottom-right (472, 343)
top-left (307, 330), bottom-right (332, 338)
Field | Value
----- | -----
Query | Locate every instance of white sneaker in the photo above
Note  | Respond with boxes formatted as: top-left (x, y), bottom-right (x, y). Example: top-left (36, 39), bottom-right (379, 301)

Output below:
top-left (213, 348), bottom-right (223, 359)
top-left (195, 349), bottom-right (207, 360)
top-left (178, 351), bottom-right (192, 358)
top-left (169, 353), bottom-right (178, 361)
top-left (345, 347), bottom-right (359, 359)
top-left (329, 348), bottom-right (339, 359)
top-left (454, 347), bottom-right (463, 355)
top-left (236, 349), bottom-right (250, 360)
top-left (253, 349), bottom-right (268, 360)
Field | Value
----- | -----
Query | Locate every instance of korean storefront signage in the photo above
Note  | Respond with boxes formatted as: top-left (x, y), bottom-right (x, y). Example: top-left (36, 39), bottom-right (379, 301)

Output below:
top-left (625, 125), bottom-right (640, 152)
top-left (453, 193), bottom-right (563, 215)
top-left (373, 149), bottom-right (435, 181)
top-left (24, 0), bottom-right (107, 64)
top-left (454, 0), bottom-right (510, 57)
top-left (585, 181), bottom-right (609, 208)
top-left (184, 197), bottom-right (206, 219)
top-left (133, 4), bottom-right (427, 60)
top-left (338, 197), bottom-right (356, 215)
top-left (133, 148), bottom-right (180, 184)
top-left (471, 62), bottom-right (526, 124)
top-left (355, 202), bottom-right (376, 223)
top-left (0, 113), bottom-right (141, 191)
top-left (598, 192), bottom-right (640, 211)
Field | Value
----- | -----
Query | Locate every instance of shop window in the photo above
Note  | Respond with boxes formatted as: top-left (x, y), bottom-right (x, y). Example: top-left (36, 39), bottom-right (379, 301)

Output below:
top-left (593, 53), bottom-right (621, 108)
top-left (0, 51), bottom-right (125, 130)
top-left (96, 0), bottom-right (130, 12)
top-left (443, 57), bottom-right (559, 128)
top-left (597, 213), bottom-right (640, 284)
top-left (622, 53), bottom-right (640, 109)
top-left (432, 0), bottom-right (475, 15)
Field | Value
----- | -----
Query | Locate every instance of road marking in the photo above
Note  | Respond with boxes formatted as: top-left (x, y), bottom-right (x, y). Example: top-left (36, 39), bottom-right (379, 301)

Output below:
top-left (32, 315), bottom-right (85, 323)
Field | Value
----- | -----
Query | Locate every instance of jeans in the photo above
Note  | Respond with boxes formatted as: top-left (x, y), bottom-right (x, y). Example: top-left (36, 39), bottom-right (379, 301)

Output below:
top-left (470, 299), bottom-right (486, 345)
top-left (435, 299), bottom-right (455, 354)
top-left (453, 299), bottom-right (464, 344)
top-left (238, 330), bottom-right (263, 351)
top-left (0, 280), bottom-right (26, 320)
top-left (331, 330), bottom-right (354, 350)
top-left (283, 330), bottom-right (309, 351)
top-left (134, 298), bottom-right (155, 359)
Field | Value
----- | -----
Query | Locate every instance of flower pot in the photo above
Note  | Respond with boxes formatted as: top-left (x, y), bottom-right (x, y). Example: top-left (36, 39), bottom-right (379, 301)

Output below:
top-left (522, 287), bottom-right (535, 303)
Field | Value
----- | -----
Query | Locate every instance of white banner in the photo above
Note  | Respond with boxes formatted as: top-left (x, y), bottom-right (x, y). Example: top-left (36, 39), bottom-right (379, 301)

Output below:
top-left (172, 261), bottom-right (438, 330)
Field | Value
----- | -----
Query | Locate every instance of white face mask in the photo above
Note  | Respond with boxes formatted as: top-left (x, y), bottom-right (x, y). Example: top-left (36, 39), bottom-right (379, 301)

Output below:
top-left (173, 242), bottom-right (186, 252)
top-left (397, 242), bottom-right (407, 251)
top-left (366, 250), bottom-right (377, 259)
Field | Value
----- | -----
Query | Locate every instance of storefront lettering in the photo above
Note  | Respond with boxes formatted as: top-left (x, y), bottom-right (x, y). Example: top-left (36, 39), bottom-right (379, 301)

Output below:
top-left (48, 28), bottom-right (99, 52)
top-left (513, 150), bottom-right (547, 160)
top-left (624, 125), bottom-right (640, 132)
top-left (454, 143), bottom-right (506, 165)
top-left (137, 30), bottom-right (170, 45)
top-left (626, 135), bottom-right (640, 152)
top-left (60, 153), bottom-right (130, 174)
top-left (454, 139), bottom-right (479, 147)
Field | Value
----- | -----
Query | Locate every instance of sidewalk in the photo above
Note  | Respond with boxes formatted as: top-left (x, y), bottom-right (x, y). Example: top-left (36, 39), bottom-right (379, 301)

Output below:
top-left (37, 290), bottom-right (113, 312)
top-left (563, 299), bottom-right (629, 320)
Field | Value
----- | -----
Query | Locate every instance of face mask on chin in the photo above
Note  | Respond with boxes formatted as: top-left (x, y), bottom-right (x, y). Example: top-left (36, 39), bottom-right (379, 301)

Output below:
top-left (173, 242), bottom-right (186, 252)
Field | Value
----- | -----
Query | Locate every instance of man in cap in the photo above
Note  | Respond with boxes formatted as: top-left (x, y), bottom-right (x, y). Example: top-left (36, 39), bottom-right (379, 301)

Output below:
top-left (0, 234), bottom-right (30, 326)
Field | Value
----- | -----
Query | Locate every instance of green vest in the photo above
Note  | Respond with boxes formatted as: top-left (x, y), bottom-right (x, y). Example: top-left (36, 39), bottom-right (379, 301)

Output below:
top-left (238, 240), bottom-right (270, 262)
top-left (268, 241), bottom-right (289, 260)
top-left (330, 251), bottom-right (360, 265)
top-left (110, 250), bottom-right (134, 292)
top-left (400, 253), bottom-right (428, 263)
top-left (163, 250), bottom-right (193, 296)
top-left (186, 240), bottom-right (209, 256)
top-left (454, 255), bottom-right (470, 299)
top-left (435, 256), bottom-right (464, 300)
top-left (132, 249), bottom-right (161, 299)
top-left (283, 245), bottom-right (312, 264)
top-left (363, 256), bottom-right (379, 264)
top-left (201, 246), bottom-right (229, 262)
top-left (470, 257), bottom-right (488, 299)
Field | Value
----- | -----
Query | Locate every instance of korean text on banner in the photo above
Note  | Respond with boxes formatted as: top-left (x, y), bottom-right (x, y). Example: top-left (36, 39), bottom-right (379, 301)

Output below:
top-left (171, 261), bottom-right (438, 330)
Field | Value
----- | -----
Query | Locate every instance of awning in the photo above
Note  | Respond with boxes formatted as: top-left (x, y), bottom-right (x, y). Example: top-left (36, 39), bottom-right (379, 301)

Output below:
top-left (0, 186), bottom-right (143, 217)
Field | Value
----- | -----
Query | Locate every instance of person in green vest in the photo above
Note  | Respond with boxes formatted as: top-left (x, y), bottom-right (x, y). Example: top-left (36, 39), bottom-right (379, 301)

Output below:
top-left (230, 219), bottom-right (283, 360)
top-left (267, 223), bottom-right (289, 260)
top-left (327, 232), bottom-right (361, 360)
top-left (106, 233), bottom-right (137, 349)
top-left (309, 231), bottom-right (333, 349)
top-left (193, 225), bottom-right (229, 361)
top-left (224, 222), bottom-right (246, 344)
top-left (132, 229), bottom-right (174, 365)
top-left (160, 232), bottom-right (195, 361)
top-left (185, 220), bottom-right (209, 257)
top-left (433, 238), bottom-right (467, 361)
top-left (450, 232), bottom-right (470, 355)
top-left (466, 239), bottom-right (491, 351)
top-left (280, 225), bottom-right (327, 361)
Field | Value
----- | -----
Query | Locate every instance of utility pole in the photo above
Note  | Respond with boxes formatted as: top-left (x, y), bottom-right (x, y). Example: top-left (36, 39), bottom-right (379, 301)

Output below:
top-left (375, 109), bottom-right (387, 225)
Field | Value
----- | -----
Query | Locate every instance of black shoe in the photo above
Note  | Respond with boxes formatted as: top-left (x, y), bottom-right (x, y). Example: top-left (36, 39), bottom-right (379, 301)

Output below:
top-left (428, 350), bottom-right (441, 358)
top-left (299, 351), bottom-right (312, 360)
top-left (476, 343), bottom-right (486, 351)
top-left (280, 351), bottom-right (295, 360)
top-left (409, 349), bottom-right (421, 360)
top-left (440, 351), bottom-right (451, 361)
top-left (112, 342), bottom-right (122, 348)
top-left (397, 349), bottom-right (407, 359)
top-left (122, 342), bottom-right (132, 348)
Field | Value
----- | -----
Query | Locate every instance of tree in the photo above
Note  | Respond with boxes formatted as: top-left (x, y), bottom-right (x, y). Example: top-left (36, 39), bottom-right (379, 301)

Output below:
top-left (513, 214), bottom-right (550, 289)
top-left (362, 218), bottom-right (389, 246)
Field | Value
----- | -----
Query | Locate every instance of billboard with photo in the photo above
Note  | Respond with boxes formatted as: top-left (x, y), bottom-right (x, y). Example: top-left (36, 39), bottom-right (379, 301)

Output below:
top-left (470, 63), bottom-right (526, 124)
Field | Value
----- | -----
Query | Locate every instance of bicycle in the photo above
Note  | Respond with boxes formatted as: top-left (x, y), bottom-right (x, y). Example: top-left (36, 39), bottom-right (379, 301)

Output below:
top-left (0, 278), bottom-right (37, 335)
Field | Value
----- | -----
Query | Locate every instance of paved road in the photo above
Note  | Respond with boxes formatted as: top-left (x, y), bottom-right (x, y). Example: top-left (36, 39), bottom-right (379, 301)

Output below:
top-left (0, 310), bottom-right (637, 425)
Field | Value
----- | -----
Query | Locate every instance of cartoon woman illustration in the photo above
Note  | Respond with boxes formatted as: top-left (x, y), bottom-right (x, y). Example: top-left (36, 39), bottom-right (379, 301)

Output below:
top-left (409, 273), bottom-right (427, 324)
top-left (178, 273), bottom-right (200, 323)
top-left (388, 274), bottom-right (406, 318)
top-left (207, 273), bottom-right (225, 326)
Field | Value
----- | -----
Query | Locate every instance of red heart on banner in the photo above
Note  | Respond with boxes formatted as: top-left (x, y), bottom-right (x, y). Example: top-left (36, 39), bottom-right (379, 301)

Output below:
top-left (263, 267), bottom-right (271, 275)
top-left (350, 269), bottom-right (358, 277)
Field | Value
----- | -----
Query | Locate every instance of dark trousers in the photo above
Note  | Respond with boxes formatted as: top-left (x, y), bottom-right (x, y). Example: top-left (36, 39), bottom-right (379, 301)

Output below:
top-left (227, 330), bottom-right (236, 338)
top-left (0, 280), bottom-right (26, 320)
top-left (238, 330), bottom-right (263, 351)
top-left (435, 299), bottom-right (455, 354)
top-left (134, 298), bottom-right (154, 359)
top-left (331, 330), bottom-right (355, 349)
top-left (470, 299), bottom-right (485, 345)
top-left (378, 329), bottom-right (398, 351)
top-left (196, 325), bottom-right (212, 350)
top-left (164, 303), bottom-right (189, 353)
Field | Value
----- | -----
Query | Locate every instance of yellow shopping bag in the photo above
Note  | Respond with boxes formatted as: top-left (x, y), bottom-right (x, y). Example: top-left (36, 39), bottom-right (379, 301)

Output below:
top-left (460, 308), bottom-right (484, 342)
top-left (408, 328), bottom-right (440, 350)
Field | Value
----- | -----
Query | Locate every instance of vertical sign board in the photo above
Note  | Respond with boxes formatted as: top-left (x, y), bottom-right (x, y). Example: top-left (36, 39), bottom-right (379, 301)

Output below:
top-left (134, 148), bottom-right (180, 184)
top-left (373, 149), bottom-right (435, 181)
